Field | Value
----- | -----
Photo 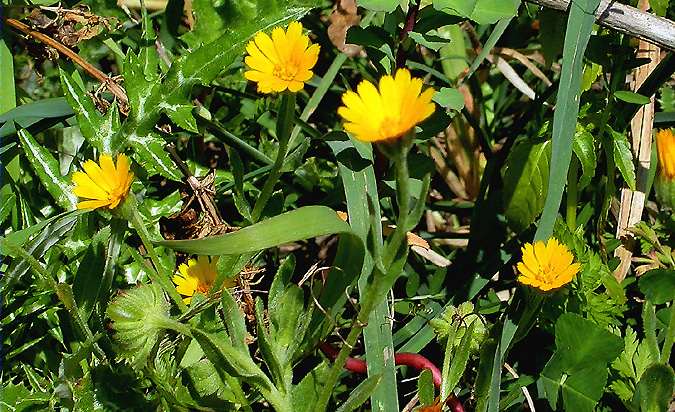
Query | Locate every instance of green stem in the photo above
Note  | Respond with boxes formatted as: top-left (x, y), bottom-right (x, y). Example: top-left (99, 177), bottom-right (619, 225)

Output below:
top-left (250, 92), bottom-right (296, 223)
top-left (120, 196), bottom-right (188, 312)
top-left (566, 156), bottom-right (579, 231)
top-left (384, 146), bottom-right (411, 266)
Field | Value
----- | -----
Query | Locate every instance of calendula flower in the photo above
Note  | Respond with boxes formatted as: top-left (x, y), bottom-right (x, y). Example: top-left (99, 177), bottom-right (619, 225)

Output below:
top-left (244, 21), bottom-right (320, 93)
top-left (173, 256), bottom-right (236, 304)
top-left (337, 68), bottom-right (436, 143)
top-left (516, 238), bottom-right (580, 292)
top-left (655, 129), bottom-right (675, 209)
top-left (72, 153), bottom-right (134, 210)
top-left (656, 129), bottom-right (675, 180)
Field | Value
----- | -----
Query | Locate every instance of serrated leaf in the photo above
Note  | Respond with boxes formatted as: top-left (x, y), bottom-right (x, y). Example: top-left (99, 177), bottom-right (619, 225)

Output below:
top-left (561, 366), bottom-right (608, 412)
top-left (572, 125), bottom-right (597, 189)
top-left (433, 87), bottom-right (465, 111)
top-left (502, 138), bottom-right (551, 232)
top-left (127, 133), bottom-right (182, 181)
top-left (59, 69), bottom-right (110, 152)
top-left (612, 129), bottom-right (637, 191)
top-left (18, 129), bottom-right (78, 210)
top-left (418, 369), bottom-right (435, 405)
top-left (163, 103), bottom-right (198, 133)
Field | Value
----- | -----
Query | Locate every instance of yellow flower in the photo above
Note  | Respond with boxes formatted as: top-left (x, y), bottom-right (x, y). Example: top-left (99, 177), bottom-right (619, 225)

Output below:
top-left (173, 256), bottom-right (236, 304)
top-left (244, 21), bottom-right (320, 94)
top-left (516, 238), bottom-right (580, 292)
top-left (656, 129), bottom-right (675, 180)
top-left (72, 154), bottom-right (134, 210)
top-left (337, 68), bottom-right (436, 143)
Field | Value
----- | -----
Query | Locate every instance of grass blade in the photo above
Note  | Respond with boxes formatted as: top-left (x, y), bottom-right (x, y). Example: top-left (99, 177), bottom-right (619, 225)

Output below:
top-left (534, 0), bottom-right (601, 241)
top-left (329, 138), bottom-right (399, 411)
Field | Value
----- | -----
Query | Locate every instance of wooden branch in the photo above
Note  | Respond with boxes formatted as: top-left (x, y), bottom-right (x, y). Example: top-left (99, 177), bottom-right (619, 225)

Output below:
top-left (527, 0), bottom-right (675, 51)
top-left (4, 18), bottom-right (129, 105)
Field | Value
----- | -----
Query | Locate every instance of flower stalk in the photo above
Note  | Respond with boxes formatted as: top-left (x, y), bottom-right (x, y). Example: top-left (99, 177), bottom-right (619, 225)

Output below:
top-left (250, 91), bottom-right (296, 223)
top-left (314, 144), bottom-right (413, 412)
top-left (118, 195), bottom-right (188, 311)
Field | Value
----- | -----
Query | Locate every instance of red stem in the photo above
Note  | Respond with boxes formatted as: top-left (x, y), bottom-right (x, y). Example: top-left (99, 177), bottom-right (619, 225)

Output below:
top-left (319, 342), bottom-right (442, 387)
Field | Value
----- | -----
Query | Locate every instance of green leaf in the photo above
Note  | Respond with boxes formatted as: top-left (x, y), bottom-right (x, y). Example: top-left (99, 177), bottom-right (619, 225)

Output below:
top-left (18, 129), bottom-right (78, 210)
top-left (127, 133), bottom-right (182, 181)
top-left (335, 374), bottom-right (383, 412)
top-left (632, 364), bottom-right (675, 412)
top-left (445, 320), bottom-right (477, 392)
top-left (159, 206), bottom-right (356, 255)
top-left (292, 362), bottom-right (329, 412)
top-left (191, 327), bottom-right (271, 387)
top-left (639, 269), bottom-right (675, 305)
top-left (221, 289), bottom-right (248, 350)
top-left (561, 366), bottom-right (608, 412)
top-left (0, 97), bottom-right (73, 138)
top-left (418, 369), bottom-right (435, 405)
top-left (1, 35), bottom-right (16, 114)
top-left (470, 0), bottom-right (520, 25)
top-left (650, 0), bottom-right (670, 15)
top-left (433, 87), bottom-right (465, 111)
top-left (502, 138), bottom-right (552, 232)
top-left (254, 298), bottom-right (286, 388)
top-left (433, 0), bottom-right (477, 17)
top-left (328, 138), bottom-right (399, 410)
top-left (358, 0), bottom-right (400, 12)
top-left (615, 90), bottom-right (652, 105)
top-left (612, 129), bottom-right (637, 191)
top-left (556, 313), bottom-right (624, 372)
top-left (72, 226), bottom-right (110, 320)
top-left (572, 125), bottom-right (597, 189)
top-left (59, 68), bottom-right (116, 153)
top-left (408, 31), bottom-right (449, 51)
top-left (535, 0), bottom-right (601, 241)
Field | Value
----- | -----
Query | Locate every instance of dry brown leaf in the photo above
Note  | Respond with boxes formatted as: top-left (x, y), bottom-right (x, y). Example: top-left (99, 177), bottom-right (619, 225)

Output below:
top-left (327, 0), bottom-right (362, 57)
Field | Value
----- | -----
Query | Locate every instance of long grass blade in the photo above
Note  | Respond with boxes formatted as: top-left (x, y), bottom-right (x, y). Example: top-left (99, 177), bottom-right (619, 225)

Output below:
top-left (534, 0), bottom-right (601, 241)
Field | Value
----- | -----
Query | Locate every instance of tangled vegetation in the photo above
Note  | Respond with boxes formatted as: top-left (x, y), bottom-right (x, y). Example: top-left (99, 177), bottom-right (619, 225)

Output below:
top-left (1, 0), bottom-right (674, 411)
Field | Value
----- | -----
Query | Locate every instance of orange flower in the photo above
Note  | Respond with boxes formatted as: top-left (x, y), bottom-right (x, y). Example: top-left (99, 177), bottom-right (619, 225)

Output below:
top-left (517, 238), bottom-right (580, 292)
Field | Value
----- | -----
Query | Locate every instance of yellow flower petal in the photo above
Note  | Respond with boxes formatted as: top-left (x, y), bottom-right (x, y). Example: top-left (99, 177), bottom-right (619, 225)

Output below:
top-left (656, 129), bottom-right (675, 180)
top-left (72, 153), bottom-right (134, 210)
top-left (243, 22), bottom-right (320, 94)
top-left (173, 256), bottom-right (225, 304)
top-left (516, 238), bottom-right (580, 292)
top-left (337, 68), bottom-right (436, 143)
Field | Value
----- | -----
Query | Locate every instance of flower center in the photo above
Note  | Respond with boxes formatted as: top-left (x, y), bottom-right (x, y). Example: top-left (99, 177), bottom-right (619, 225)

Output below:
top-left (273, 64), bottom-right (299, 81)
top-left (196, 282), bottom-right (211, 294)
